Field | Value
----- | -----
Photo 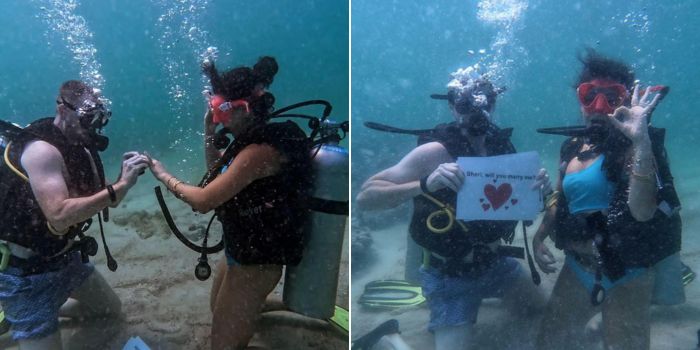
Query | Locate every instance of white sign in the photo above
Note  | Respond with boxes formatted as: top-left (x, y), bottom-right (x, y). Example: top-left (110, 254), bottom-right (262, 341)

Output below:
top-left (456, 152), bottom-right (542, 221)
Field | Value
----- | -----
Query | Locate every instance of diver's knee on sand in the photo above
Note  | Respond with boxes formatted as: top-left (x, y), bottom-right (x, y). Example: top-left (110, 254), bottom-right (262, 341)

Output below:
top-left (18, 331), bottom-right (62, 350)
top-left (67, 270), bottom-right (121, 318)
top-left (210, 259), bottom-right (228, 313)
top-left (503, 266), bottom-right (546, 315)
top-left (434, 324), bottom-right (472, 350)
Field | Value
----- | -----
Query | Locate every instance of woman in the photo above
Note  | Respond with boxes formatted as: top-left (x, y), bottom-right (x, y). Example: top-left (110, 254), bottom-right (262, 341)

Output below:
top-left (533, 50), bottom-right (665, 350)
top-left (148, 56), bottom-right (312, 349)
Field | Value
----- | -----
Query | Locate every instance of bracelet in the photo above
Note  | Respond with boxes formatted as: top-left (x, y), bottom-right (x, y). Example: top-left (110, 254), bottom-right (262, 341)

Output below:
top-left (545, 190), bottom-right (559, 209)
top-left (106, 184), bottom-right (117, 204)
top-left (420, 176), bottom-right (431, 194)
top-left (166, 176), bottom-right (177, 189)
top-left (173, 180), bottom-right (184, 193)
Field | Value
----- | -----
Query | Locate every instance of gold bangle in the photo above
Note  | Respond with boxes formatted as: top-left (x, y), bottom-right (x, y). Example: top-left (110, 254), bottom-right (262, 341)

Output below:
top-left (545, 190), bottom-right (560, 209)
top-left (166, 176), bottom-right (176, 189)
top-left (173, 180), bottom-right (184, 192)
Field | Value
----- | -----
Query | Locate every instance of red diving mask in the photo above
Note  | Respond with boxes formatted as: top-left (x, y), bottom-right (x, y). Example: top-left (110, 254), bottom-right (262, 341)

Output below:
top-left (209, 95), bottom-right (250, 124)
top-left (577, 80), bottom-right (628, 114)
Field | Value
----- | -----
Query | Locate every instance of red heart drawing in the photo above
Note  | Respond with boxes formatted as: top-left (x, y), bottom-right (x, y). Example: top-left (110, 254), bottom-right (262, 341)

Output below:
top-left (484, 183), bottom-right (512, 210)
top-left (511, 198), bottom-right (518, 205)
top-left (482, 203), bottom-right (491, 211)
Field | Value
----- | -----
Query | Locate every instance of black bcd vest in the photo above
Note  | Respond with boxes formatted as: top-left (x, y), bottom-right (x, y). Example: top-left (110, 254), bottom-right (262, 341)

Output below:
top-left (553, 127), bottom-right (682, 278)
top-left (213, 121), bottom-right (313, 265)
top-left (0, 118), bottom-right (105, 257)
top-left (409, 122), bottom-right (519, 258)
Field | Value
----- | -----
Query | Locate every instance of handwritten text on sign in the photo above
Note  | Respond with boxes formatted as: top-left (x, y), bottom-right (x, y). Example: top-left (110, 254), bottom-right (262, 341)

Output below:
top-left (456, 152), bottom-right (542, 221)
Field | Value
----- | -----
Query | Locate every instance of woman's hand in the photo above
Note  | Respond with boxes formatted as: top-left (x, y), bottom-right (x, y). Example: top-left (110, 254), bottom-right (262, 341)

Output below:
top-left (608, 84), bottom-right (662, 144)
top-left (533, 237), bottom-right (557, 274)
top-left (204, 108), bottom-right (216, 134)
top-left (144, 152), bottom-right (169, 183)
top-left (532, 168), bottom-right (552, 195)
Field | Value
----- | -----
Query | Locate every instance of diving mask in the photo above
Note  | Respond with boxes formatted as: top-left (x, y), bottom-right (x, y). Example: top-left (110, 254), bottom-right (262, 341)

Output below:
top-left (453, 88), bottom-right (491, 115)
top-left (78, 107), bottom-right (111, 131)
top-left (58, 97), bottom-right (111, 131)
top-left (208, 94), bottom-right (250, 124)
top-left (577, 80), bottom-right (628, 115)
top-left (449, 84), bottom-right (495, 137)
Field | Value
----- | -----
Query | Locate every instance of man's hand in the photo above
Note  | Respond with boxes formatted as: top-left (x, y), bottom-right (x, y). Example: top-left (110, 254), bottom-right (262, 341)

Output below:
top-left (120, 152), bottom-right (149, 188)
top-left (425, 163), bottom-right (465, 192)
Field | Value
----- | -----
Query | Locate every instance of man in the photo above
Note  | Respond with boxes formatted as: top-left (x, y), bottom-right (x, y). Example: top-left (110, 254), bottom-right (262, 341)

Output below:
top-left (0, 80), bottom-right (148, 349)
top-left (357, 66), bottom-right (549, 350)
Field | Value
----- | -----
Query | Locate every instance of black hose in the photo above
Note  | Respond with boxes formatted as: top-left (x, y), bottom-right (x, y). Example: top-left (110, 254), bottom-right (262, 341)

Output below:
top-left (522, 223), bottom-right (541, 285)
top-left (154, 186), bottom-right (223, 254)
top-left (352, 319), bottom-right (400, 350)
top-left (98, 212), bottom-right (118, 271)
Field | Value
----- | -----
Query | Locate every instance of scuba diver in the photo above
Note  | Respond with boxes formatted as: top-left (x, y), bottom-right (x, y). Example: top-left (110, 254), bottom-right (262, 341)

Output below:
top-left (0, 80), bottom-right (147, 349)
top-left (147, 56), bottom-right (317, 349)
top-left (532, 50), bottom-right (680, 350)
top-left (356, 65), bottom-right (550, 350)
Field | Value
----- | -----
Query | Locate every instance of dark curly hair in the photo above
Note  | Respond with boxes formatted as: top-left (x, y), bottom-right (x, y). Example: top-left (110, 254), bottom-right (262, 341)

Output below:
top-left (576, 48), bottom-right (635, 90)
top-left (575, 49), bottom-right (635, 183)
top-left (203, 56), bottom-right (279, 121)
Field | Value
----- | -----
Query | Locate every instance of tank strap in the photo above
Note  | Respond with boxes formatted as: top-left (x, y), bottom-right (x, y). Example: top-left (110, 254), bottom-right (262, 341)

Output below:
top-left (308, 197), bottom-right (348, 216)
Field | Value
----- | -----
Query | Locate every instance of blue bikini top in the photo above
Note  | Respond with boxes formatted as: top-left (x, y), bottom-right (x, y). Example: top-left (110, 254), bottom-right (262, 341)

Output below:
top-left (562, 155), bottom-right (614, 214)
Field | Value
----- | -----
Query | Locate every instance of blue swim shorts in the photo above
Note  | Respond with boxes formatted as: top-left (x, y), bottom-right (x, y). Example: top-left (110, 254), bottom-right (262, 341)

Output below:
top-left (420, 256), bottom-right (522, 331)
top-left (0, 252), bottom-right (94, 340)
top-left (565, 254), bottom-right (646, 294)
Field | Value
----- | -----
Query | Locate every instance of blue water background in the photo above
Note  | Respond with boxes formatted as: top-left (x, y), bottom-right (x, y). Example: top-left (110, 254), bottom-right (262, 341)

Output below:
top-left (352, 1), bottom-right (700, 347)
top-left (0, 0), bottom-right (349, 180)
top-left (352, 0), bottom-right (699, 200)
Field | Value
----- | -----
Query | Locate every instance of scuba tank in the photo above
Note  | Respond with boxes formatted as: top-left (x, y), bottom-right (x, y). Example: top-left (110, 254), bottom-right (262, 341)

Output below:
top-left (284, 120), bottom-right (349, 319)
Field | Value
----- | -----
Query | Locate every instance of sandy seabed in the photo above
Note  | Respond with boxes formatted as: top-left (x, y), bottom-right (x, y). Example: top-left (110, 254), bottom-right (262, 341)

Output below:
top-left (0, 175), bottom-right (349, 350)
top-left (352, 175), bottom-right (700, 350)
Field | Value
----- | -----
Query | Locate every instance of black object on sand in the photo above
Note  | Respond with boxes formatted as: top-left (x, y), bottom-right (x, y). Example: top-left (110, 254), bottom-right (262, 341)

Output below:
top-left (352, 319), bottom-right (400, 350)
